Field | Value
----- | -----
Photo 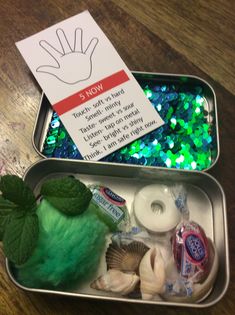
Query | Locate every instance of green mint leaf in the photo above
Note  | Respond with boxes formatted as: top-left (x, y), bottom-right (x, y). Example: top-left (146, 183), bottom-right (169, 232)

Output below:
top-left (0, 175), bottom-right (36, 209)
top-left (0, 196), bottom-right (17, 210)
top-left (0, 196), bottom-right (17, 240)
top-left (3, 211), bottom-right (39, 265)
top-left (41, 176), bottom-right (92, 215)
top-left (0, 213), bottom-right (12, 240)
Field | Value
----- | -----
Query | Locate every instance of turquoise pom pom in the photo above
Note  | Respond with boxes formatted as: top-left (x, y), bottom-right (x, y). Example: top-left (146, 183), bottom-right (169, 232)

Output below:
top-left (16, 199), bottom-right (108, 289)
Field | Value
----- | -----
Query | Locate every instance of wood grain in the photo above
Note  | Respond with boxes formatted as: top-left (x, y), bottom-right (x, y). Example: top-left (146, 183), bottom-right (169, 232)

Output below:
top-left (0, 0), bottom-right (235, 314)
top-left (113, 0), bottom-right (235, 95)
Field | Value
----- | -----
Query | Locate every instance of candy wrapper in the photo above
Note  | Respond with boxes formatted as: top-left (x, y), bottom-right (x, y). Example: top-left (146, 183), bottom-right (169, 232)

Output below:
top-left (170, 184), bottom-right (189, 220)
top-left (172, 220), bottom-right (209, 283)
top-left (89, 185), bottom-right (130, 232)
top-left (170, 185), bottom-right (210, 283)
top-left (163, 184), bottom-right (218, 302)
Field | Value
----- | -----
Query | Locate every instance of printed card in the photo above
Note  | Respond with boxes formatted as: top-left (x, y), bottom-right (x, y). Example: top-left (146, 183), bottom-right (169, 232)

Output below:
top-left (16, 11), bottom-right (164, 160)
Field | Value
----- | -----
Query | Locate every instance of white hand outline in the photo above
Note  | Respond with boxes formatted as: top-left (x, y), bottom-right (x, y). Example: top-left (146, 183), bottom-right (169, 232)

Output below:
top-left (36, 28), bottom-right (98, 85)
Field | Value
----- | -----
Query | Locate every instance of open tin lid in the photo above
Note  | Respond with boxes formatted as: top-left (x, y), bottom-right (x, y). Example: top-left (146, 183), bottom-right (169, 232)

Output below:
top-left (32, 71), bottom-right (220, 171)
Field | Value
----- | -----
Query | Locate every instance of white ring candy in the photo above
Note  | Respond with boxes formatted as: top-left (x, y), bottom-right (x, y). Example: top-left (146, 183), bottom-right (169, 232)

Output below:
top-left (133, 184), bottom-right (181, 233)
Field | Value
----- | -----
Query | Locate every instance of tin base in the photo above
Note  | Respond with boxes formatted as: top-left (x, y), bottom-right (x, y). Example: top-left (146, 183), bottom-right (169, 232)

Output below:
top-left (6, 159), bottom-right (229, 308)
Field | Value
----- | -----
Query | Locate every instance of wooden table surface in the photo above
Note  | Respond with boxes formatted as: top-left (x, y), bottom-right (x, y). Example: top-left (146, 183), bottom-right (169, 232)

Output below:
top-left (0, 0), bottom-right (235, 314)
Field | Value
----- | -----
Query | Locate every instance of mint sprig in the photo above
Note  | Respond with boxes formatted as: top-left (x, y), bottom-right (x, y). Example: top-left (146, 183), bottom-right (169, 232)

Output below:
top-left (0, 175), bottom-right (36, 208)
top-left (0, 175), bottom-right (92, 265)
top-left (0, 175), bottom-right (38, 265)
top-left (40, 176), bottom-right (92, 215)
top-left (3, 211), bottom-right (39, 265)
top-left (0, 197), bottom-right (17, 240)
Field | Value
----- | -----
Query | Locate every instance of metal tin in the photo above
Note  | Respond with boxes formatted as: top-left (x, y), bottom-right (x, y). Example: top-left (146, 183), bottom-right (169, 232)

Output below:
top-left (6, 158), bottom-right (229, 308)
top-left (32, 72), bottom-right (219, 171)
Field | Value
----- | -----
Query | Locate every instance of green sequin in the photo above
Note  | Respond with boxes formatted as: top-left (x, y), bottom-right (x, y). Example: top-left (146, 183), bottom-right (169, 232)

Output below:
top-left (42, 80), bottom-right (217, 171)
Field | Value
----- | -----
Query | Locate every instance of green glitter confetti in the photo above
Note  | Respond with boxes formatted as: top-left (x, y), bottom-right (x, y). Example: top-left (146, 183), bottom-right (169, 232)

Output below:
top-left (144, 88), bottom-right (152, 98)
top-left (42, 80), bottom-right (217, 171)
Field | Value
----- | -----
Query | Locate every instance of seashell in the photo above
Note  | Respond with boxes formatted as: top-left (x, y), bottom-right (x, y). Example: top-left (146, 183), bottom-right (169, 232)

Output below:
top-left (139, 246), bottom-right (166, 300)
top-left (106, 241), bottom-right (149, 274)
top-left (90, 269), bottom-right (139, 295)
